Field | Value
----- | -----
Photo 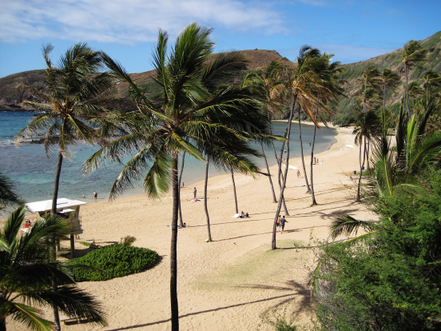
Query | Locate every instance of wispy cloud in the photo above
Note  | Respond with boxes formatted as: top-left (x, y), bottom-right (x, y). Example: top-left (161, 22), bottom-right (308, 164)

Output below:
top-left (0, 0), bottom-right (285, 44)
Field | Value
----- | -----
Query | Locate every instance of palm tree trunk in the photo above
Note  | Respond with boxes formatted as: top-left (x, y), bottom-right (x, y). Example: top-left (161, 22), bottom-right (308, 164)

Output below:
top-left (0, 317), bottom-right (5, 331)
top-left (51, 151), bottom-right (63, 331)
top-left (178, 152), bottom-right (185, 227)
top-left (51, 151), bottom-right (63, 214)
top-left (298, 107), bottom-right (311, 193)
top-left (272, 132), bottom-right (289, 214)
top-left (272, 96), bottom-right (296, 249)
top-left (170, 154), bottom-right (179, 331)
top-left (310, 124), bottom-right (317, 206)
top-left (276, 131), bottom-right (289, 216)
top-left (261, 140), bottom-right (277, 203)
top-left (357, 137), bottom-right (366, 201)
top-left (366, 140), bottom-right (370, 172)
top-left (204, 157), bottom-right (212, 242)
top-left (405, 65), bottom-right (410, 118)
top-left (230, 167), bottom-right (239, 214)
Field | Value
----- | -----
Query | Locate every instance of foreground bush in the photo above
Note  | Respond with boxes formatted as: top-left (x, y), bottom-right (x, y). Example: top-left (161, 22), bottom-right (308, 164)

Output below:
top-left (67, 244), bottom-right (160, 281)
top-left (312, 169), bottom-right (441, 330)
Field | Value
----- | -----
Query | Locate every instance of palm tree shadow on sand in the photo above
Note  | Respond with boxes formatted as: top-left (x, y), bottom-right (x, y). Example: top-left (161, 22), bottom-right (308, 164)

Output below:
top-left (104, 279), bottom-right (311, 331)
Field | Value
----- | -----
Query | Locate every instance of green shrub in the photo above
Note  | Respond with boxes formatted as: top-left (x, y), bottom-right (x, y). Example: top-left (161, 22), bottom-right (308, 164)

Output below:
top-left (66, 244), bottom-right (160, 281)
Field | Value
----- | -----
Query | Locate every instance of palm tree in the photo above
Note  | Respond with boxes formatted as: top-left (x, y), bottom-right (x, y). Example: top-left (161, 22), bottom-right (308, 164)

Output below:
top-left (353, 111), bottom-right (380, 201)
top-left (271, 46), bottom-right (327, 249)
top-left (0, 173), bottom-right (24, 210)
top-left (241, 62), bottom-right (287, 203)
top-left (408, 81), bottom-right (424, 100)
top-left (15, 42), bottom-right (113, 330)
top-left (380, 69), bottom-right (401, 111)
top-left (84, 23), bottom-right (267, 330)
top-left (352, 65), bottom-right (382, 173)
top-left (402, 40), bottom-right (427, 117)
top-left (308, 53), bottom-right (343, 205)
top-left (422, 70), bottom-right (441, 107)
top-left (0, 206), bottom-right (107, 331)
top-left (332, 96), bottom-right (441, 240)
top-left (16, 43), bottom-right (112, 216)
top-left (202, 132), bottom-right (264, 242)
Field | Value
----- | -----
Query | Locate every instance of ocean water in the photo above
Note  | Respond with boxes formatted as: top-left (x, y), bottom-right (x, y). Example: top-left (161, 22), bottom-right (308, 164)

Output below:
top-left (0, 111), bottom-right (337, 203)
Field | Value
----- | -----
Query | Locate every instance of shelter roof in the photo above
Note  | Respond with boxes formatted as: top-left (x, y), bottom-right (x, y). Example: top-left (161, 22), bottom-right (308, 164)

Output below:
top-left (26, 198), bottom-right (86, 213)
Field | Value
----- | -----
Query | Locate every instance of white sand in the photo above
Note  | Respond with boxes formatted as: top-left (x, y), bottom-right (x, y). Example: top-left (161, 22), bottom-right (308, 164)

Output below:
top-left (6, 126), bottom-right (375, 331)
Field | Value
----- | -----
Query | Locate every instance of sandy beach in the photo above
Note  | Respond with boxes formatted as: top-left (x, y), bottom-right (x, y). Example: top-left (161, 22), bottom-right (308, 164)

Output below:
top-left (6, 126), bottom-right (375, 331)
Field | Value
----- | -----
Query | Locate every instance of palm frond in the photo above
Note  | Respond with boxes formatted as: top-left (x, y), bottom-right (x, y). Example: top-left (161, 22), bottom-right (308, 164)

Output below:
top-left (8, 303), bottom-right (53, 331)
top-left (330, 214), bottom-right (375, 240)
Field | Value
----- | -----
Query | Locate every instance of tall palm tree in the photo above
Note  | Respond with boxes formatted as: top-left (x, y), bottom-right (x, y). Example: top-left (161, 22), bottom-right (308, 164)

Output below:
top-left (202, 132), bottom-right (264, 242)
top-left (0, 173), bottom-right (24, 210)
top-left (16, 43), bottom-right (112, 216)
top-left (422, 70), bottom-right (441, 107)
top-left (353, 64), bottom-right (382, 114)
top-left (0, 206), bottom-right (107, 331)
top-left (84, 23), bottom-right (267, 330)
top-left (241, 62), bottom-right (287, 203)
top-left (402, 40), bottom-right (427, 117)
top-left (308, 53), bottom-right (343, 205)
top-left (353, 111), bottom-right (380, 201)
top-left (271, 46), bottom-right (327, 249)
top-left (380, 69), bottom-right (401, 111)
top-left (15, 42), bottom-right (113, 330)
top-left (352, 65), bottom-right (381, 172)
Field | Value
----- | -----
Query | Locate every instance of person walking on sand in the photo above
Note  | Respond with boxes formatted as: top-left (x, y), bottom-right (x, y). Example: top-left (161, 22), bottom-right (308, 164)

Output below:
top-left (193, 187), bottom-right (197, 199)
top-left (280, 215), bottom-right (288, 233)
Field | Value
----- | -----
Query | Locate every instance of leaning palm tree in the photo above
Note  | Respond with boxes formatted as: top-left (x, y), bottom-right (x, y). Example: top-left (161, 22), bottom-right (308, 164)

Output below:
top-left (0, 172), bottom-right (24, 210)
top-left (202, 132), bottom-right (264, 242)
top-left (16, 43), bottom-right (112, 216)
top-left (308, 52), bottom-right (343, 205)
top-left (271, 46), bottom-right (327, 249)
top-left (242, 62), bottom-right (288, 203)
top-left (0, 206), bottom-right (107, 331)
top-left (401, 40), bottom-right (427, 117)
top-left (84, 23), bottom-right (267, 331)
top-left (15, 42), bottom-right (113, 330)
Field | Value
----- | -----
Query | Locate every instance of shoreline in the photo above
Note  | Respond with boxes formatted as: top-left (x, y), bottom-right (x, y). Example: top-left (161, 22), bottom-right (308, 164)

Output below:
top-left (6, 126), bottom-right (372, 331)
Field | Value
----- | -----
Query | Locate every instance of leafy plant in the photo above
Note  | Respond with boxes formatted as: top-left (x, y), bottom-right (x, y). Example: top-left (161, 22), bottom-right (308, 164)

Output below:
top-left (67, 244), bottom-right (160, 281)
top-left (121, 235), bottom-right (136, 246)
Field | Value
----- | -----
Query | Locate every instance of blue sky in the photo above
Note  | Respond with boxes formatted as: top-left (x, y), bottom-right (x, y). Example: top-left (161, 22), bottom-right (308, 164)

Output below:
top-left (0, 0), bottom-right (440, 78)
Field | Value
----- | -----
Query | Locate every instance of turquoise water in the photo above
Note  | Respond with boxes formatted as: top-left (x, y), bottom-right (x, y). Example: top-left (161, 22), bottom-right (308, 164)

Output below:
top-left (0, 111), bottom-right (337, 203)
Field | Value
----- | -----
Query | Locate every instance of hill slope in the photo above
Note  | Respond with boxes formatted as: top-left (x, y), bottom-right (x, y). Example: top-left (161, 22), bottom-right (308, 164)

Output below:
top-left (1, 32), bottom-right (440, 115)
top-left (0, 49), bottom-right (291, 112)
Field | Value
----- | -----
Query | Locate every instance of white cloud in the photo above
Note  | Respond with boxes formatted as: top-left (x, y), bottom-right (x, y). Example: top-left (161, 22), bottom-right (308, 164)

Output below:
top-left (0, 0), bottom-right (285, 44)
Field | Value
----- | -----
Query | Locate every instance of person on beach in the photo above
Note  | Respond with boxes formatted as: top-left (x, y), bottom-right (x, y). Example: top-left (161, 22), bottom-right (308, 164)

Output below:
top-left (277, 214), bottom-right (281, 228)
top-left (297, 169), bottom-right (301, 178)
top-left (93, 191), bottom-right (97, 199)
top-left (193, 187), bottom-right (197, 199)
top-left (280, 215), bottom-right (288, 233)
